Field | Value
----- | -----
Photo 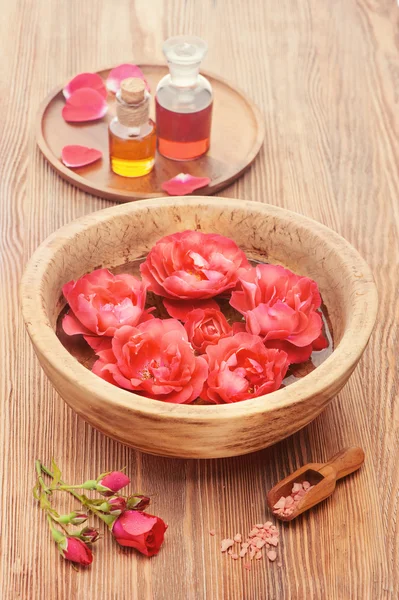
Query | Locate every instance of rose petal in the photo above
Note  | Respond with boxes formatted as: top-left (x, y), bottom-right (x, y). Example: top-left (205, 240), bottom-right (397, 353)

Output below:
top-left (63, 72), bottom-right (107, 100)
top-left (61, 145), bottom-right (103, 168)
top-left (106, 63), bottom-right (150, 93)
top-left (161, 173), bottom-right (211, 196)
top-left (163, 298), bottom-right (219, 321)
top-left (62, 88), bottom-right (108, 123)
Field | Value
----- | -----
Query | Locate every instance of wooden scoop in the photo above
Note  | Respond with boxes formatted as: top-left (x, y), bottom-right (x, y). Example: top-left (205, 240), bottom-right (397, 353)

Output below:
top-left (267, 446), bottom-right (365, 521)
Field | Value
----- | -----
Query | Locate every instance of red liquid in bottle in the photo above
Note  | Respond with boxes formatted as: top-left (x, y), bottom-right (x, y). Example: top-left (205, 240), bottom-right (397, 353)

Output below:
top-left (155, 98), bottom-right (213, 160)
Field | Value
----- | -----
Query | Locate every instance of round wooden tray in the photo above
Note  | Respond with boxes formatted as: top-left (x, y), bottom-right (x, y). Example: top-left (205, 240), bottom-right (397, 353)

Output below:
top-left (36, 64), bottom-right (265, 202)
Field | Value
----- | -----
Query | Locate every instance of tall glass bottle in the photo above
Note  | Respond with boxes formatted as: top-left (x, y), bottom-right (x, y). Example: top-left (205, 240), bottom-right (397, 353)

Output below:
top-left (155, 36), bottom-right (213, 161)
top-left (109, 77), bottom-right (156, 177)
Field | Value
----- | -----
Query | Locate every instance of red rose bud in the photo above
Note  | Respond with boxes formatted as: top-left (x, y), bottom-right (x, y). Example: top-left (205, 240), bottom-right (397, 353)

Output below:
top-left (108, 496), bottom-right (127, 515)
top-left (63, 537), bottom-right (93, 566)
top-left (112, 510), bottom-right (167, 557)
top-left (58, 511), bottom-right (88, 525)
top-left (96, 471), bottom-right (130, 496)
top-left (79, 527), bottom-right (100, 543)
top-left (127, 494), bottom-right (151, 511)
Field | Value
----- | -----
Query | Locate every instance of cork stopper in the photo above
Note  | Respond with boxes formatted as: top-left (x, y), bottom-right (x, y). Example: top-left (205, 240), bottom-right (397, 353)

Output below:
top-left (120, 78), bottom-right (146, 105)
top-left (116, 77), bottom-right (150, 128)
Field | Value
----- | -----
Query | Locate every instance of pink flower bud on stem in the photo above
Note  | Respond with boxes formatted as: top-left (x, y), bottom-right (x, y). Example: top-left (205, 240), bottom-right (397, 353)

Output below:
top-left (57, 511), bottom-right (88, 525)
top-left (95, 471), bottom-right (131, 496)
top-left (127, 495), bottom-right (151, 511)
top-left (70, 527), bottom-right (100, 543)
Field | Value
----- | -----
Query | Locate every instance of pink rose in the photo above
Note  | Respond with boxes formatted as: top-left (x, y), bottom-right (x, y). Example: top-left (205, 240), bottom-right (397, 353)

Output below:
top-left (230, 264), bottom-right (326, 363)
top-left (97, 471), bottom-right (130, 496)
top-left (184, 308), bottom-right (233, 353)
top-left (62, 268), bottom-right (149, 348)
top-left (112, 510), bottom-right (167, 556)
top-left (200, 332), bottom-right (289, 403)
top-left (92, 318), bottom-right (208, 404)
top-left (140, 230), bottom-right (250, 300)
top-left (62, 537), bottom-right (93, 566)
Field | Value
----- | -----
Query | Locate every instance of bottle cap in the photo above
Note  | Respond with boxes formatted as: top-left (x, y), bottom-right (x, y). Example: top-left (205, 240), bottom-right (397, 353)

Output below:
top-left (162, 35), bottom-right (208, 87)
top-left (120, 78), bottom-right (146, 104)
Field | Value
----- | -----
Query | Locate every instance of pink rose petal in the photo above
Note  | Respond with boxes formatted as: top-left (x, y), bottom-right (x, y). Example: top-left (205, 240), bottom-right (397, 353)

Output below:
top-left (63, 72), bottom-right (107, 100)
top-left (62, 88), bottom-right (108, 123)
top-left (106, 63), bottom-right (150, 93)
top-left (61, 145), bottom-right (103, 168)
top-left (161, 173), bottom-right (211, 196)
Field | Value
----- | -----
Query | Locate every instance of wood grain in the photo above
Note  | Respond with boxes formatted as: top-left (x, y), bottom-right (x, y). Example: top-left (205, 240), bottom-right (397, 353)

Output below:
top-left (37, 65), bottom-right (265, 201)
top-left (1, 0), bottom-right (398, 598)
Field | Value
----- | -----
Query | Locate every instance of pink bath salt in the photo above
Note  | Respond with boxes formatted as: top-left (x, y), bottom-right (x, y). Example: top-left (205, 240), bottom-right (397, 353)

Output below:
top-left (231, 553), bottom-right (239, 560)
top-left (270, 525), bottom-right (278, 533)
top-left (255, 523), bottom-right (264, 528)
top-left (239, 547), bottom-right (248, 558)
top-left (267, 537), bottom-right (279, 547)
top-left (234, 533), bottom-right (242, 543)
top-left (255, 551), bottom-right (263, 560)
top-left (292, 482), bottom-right (303, 493)
top-left (296, 489), bottom-right (307, 498)
top-left (256, 540), bottom-right (266, 549)
top-left (249, 547), bottom-right (257, 560)
top-left (228, 548), bottom-right (233, 555)
top-left (273, 496), bottom-right (286, 510)
top-left (303, 480), bottom-right (311, 490)
top-left (267, 550), bottom-right (277, 562)
top-left (221, 539), bottom-right (235, 552)
top-left (266, 543), bottom-right (270, 549)
top-left (209, 529), bottom-right (216, 536)
top-left (277, 562), bottom-right (283, 567)
top-left (284, 496), bottom-right (294, 508)
top-left (244, 562), bottom-right (251, 571)
top-left (241, 542), bottom-right (249, 549)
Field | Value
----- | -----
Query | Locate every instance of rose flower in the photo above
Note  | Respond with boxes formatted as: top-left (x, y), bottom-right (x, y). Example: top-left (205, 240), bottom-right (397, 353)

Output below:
top-left (62, 268), bottom-right (149, 349)
top-left (112, 510), bottom-right (167, 557)
top-left (140, 230), bottom-right (250, 300)
top-left (230, 264), bottom-right (327, 363)
top-left (92, 318), bottom-right (208, 404)
top-left (200, 332), bottom-right (289, 403)
top-left (184, 308), bottom-right (233, 354)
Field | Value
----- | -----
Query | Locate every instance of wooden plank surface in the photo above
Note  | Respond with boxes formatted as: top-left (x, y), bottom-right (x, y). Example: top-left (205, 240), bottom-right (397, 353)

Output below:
top-left (1, 0), bottom-right (398, 598)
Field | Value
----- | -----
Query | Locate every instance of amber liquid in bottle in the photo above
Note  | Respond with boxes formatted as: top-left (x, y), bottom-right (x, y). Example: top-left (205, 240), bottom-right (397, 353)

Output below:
top-left (109, 77), bottom-right (156, 178)
top-left (109, 120), bottom-right (156, 177)
top-left (155, 98), bottom-right (212, 161)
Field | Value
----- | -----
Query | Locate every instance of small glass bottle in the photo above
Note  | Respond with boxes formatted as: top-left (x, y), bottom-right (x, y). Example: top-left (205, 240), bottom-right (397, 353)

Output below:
top-left (155, 35), bottom-right (213, 161)
top-left (109, 77), bottom-right (156, 177)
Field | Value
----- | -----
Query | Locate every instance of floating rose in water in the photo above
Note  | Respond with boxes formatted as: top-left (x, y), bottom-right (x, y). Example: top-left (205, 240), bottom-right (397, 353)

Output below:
top-left (230, 264), bottom-right (327, 363)
top-left (62, 268), bottom-right (150, 350)
top-left (200, 332), bottom-right (290, 404)
top-left (184, 307), bottom-right (233, 354)
top-left (92, 318), bottom-right (208, 404)
top-left (140, 230), bottom-right (250, 300)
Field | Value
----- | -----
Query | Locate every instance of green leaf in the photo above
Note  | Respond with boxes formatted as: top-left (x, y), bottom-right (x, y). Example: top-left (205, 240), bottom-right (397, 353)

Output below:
top-left (50, 458), bottom-right (62, 488)
top-left (40, 492), bottom-right (52, 511)
top-left (32, 480), bottom-right (41, 500)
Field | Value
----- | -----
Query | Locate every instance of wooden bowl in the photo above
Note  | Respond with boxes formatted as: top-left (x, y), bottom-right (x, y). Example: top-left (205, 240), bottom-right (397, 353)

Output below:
top-left (20, 197), bottom-right (377, 458)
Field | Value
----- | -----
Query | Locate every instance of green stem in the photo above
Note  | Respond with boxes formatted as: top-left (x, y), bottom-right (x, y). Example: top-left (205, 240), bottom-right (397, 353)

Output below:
top-left (39, 463), bottom-right (114, 526)
top-left (35, 459), bottom-right (51, 494)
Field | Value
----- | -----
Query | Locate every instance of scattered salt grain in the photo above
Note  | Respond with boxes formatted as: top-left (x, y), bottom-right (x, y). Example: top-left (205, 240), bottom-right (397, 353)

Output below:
top-left (244, 562), bottom-right (251, 571)
top-left (209, 529), bottom-right (216, 536)
top-left (234, 533), bottom-right (242, 543)
top-left (267, 550), bottom-right (277, 562)
top-left (221, 539), bottom-right (234, 552)
top-left (231, 553), bottom-right (239, 560)
top-left (255, 551), bottom-right (262, 560)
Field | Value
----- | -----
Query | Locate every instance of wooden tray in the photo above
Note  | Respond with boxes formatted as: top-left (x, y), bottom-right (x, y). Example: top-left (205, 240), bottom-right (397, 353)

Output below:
top-left (36, 64), bottom-right (264, 202)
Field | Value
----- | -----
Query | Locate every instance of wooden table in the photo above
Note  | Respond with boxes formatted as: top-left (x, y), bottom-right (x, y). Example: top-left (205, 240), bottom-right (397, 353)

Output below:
top-left (1, 1), bottom-right (398, 598)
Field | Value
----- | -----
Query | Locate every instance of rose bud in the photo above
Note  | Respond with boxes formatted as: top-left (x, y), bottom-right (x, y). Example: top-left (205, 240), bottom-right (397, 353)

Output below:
top-left (62, 537), bottom-right (93, 566)
top-left (96, 471), bottom-right (130, 496)
top-left (127, 494), bottom-right (151, 511)
top-left (58, 511), bottom-right (88, 525)
top-left (107, 496), bottom-right (127, 516)
top-left (79, 527), bottom-right (100, 543)
top-left (112, 510), bottom-right (167, 557)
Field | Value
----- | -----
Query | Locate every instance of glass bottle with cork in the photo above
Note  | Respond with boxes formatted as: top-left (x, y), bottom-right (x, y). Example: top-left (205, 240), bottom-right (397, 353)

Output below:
top-left (155, 35), bottom-right (213, 161)
top-left (109, 77), bottom-right (156, 177)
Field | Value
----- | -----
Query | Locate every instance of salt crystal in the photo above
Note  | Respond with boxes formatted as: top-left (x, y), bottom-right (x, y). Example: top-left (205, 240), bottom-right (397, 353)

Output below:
top-left (267, 550), bottom-right (277, 562)
top-left (292, 482), bottom-right (303, 493)
top-left (209, 529), bottom-right (216, 536)
top-left (255, 551), bottom-right (262, 560)
top-left (255, 523), bottom-right (264, 528)
top-left (277, 562), bottom-right (283, 567)
top-left (268, 537), bottom-right (279, 547)
top-left (221, 539), bottom-right (234, 552)
top-left (284, 496), bottom-right (294, 508)
top-left (256, 540), bottom-right (266, 549)
top-left (244, 562), bottom-right (251, 571)
top-left (239, 547), bottom-right (248, 558)
top-left (264, 521), bottom-right (272, 528)
top-left (273, 496), bottom-right (286, 510)
top-left (303, 480), bottom-right (311, 490)
top-left (241, 542), bottom-right (249, 549)
top-left (231, 553), bottom-right (239, 560)
top-left (234, 533), bottom-right (242, 543)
